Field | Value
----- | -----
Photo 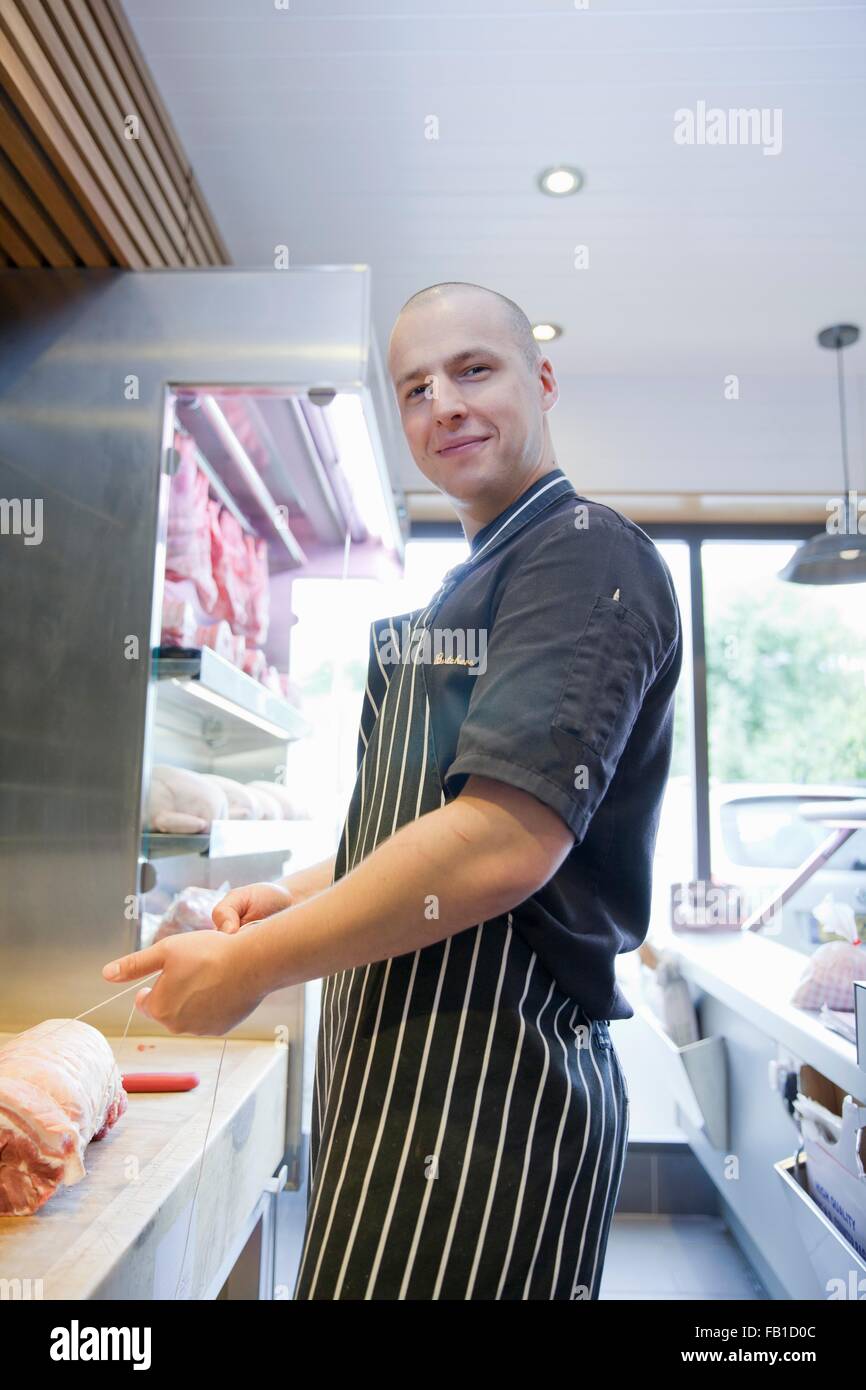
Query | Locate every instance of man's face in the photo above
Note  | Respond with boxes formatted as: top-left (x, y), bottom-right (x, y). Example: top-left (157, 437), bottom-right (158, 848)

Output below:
top-left (387, 293), bottom-right (557, 506)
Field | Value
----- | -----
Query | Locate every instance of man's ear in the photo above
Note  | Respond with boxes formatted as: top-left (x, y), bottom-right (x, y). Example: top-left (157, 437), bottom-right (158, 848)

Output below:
top-left (539, 357), bottom-right (559, 413)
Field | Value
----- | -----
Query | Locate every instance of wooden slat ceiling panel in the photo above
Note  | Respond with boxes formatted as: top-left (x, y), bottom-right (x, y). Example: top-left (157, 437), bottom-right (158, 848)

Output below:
top-left (19, 0), bottom-right (171, 263)
top-left (0, 152), bottom-right (75, 263)
top-left (32, 0), bottom-right (183, 264)
top-left (0, 7), bottom-right (138, 262)
top-left (0, 200), bottom-right (40, 264)
top-left (0, 0), bottom-right (229, 268)
top-left (74, 0), bottom-right (205, 263)
top-left (90, 0), bottom-right (227, 265)
top-left (0, 89), bottom-right (110, 262)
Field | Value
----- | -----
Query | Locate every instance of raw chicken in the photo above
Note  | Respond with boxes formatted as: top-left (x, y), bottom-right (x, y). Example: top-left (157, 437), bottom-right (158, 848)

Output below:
top-left (245, 785), bottom-right (282, 820)
top-left (0, 1020), bottom-right (127, 1216)
top-left (146, 764), bottom-right (228, 834)
top-left (200, 774), bottom-right (260, 821)
top-left (247, 780), bottom-right (309, 820)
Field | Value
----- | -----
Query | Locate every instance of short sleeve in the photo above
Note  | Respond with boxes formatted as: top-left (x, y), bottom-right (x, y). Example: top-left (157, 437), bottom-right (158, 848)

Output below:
top-left (443, 516), bottom-right (679, 843)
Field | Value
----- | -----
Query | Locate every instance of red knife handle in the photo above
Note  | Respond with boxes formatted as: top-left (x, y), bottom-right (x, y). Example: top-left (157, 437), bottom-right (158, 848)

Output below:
top-left (122, 1072), bottom-right (200, 1092)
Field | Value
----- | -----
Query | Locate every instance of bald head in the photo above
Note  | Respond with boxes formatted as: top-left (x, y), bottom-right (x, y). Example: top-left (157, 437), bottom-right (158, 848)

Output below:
top-left (392, 282), bottom-right (542, 374)
top-left (386, 279), bottom-right (560, 527)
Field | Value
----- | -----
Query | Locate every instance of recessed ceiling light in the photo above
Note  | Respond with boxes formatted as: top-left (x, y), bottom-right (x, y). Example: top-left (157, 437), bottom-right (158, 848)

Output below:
top-left (538, 165), bottom-right (584, 196)
top-left (532, 323), bottom-right (562, 342)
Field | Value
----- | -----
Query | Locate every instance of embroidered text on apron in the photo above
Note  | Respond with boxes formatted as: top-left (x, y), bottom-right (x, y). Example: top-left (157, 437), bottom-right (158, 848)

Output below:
top-left (293, 481), bottom-right (630, 1300)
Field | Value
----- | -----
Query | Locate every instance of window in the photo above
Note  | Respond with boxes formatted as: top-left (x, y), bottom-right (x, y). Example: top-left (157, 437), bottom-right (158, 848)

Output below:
top-left (287, 541), bottom-right (468, 838)
top-left (701, 539), bottom-right (866, 953)
top-left (644, 543), bottom-right (694, 938)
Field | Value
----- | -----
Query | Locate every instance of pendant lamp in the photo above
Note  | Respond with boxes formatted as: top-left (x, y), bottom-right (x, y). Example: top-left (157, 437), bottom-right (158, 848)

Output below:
top-left (779, 324), bottom-right (866, 584)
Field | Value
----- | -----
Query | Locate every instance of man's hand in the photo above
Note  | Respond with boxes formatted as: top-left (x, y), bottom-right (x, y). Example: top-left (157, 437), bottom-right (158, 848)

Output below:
top-left (102, 930), bottom-right (264, 1035)
top-left (212, 881), bottom-right (293, 934)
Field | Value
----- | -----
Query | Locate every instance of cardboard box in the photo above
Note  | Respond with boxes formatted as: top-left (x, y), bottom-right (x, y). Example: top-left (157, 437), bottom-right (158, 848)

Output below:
top-left (795, 1065), bottom-right (866, 1262)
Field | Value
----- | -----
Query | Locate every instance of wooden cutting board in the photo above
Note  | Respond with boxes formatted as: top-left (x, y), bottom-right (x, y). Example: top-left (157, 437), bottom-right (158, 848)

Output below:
top-left (0, 1032), bottom-right (288, 1300)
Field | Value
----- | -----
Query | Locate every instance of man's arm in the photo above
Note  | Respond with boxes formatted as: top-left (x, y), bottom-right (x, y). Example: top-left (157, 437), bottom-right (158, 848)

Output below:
top-left (102, 776), bottom-right (575, 1034)
top-left (278, 853), bottom-right (337, 903)
top-left (235, 774), bottom-right (574, 997)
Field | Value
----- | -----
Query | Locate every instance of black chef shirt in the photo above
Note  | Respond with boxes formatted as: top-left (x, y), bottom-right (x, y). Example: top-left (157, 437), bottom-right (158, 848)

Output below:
top-left (424, 467), bottom-right (683, 1020)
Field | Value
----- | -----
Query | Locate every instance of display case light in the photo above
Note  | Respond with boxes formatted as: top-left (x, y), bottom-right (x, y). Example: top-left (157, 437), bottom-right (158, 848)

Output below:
top-left (325, 392), bottom-right (401, 551)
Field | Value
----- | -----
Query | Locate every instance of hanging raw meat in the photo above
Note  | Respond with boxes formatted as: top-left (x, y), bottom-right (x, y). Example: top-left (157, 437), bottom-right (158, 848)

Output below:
top-left (241, 646), bottom-right (268, 682)
top-left (244, 533), bottom-right (270, 645)
top-left (218, 397), bottom-right (271, 479)
top-left (0, 1020), bottom-right (127, 1216)
top-left (161, 578), bottom-right (197, 648)
top-left (209, 502), bottom-right (251, 633)
top-left (166, 435), bottom-right (218, 612)
top-left (193, 619), bottom-right (237, 664)
top-left (208, 499), bottom-right (270, 645)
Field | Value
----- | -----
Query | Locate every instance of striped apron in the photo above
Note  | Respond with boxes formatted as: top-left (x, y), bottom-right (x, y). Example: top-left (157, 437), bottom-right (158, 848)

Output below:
top-left (293, 539), bottom-right (630, 1301)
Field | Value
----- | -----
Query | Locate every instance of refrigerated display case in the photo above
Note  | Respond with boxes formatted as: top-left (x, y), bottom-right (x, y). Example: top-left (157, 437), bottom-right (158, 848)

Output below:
top-left (0, 266), bottom-right (406, 1294)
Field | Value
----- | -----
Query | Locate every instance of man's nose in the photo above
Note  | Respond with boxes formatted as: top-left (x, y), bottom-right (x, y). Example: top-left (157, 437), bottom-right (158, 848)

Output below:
top-left (431, 384), bottom-right (467, 421)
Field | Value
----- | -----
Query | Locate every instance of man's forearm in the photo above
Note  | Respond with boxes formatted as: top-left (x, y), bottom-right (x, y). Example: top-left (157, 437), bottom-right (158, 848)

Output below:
top-left (237, 795), bottom-right (541, 997)
top-left (278, 852), bottom-right (336, 904)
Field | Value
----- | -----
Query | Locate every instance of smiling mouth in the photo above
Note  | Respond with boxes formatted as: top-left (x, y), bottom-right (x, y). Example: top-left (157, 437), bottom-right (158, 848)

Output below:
top-left (437, 436), bottom-right (491, 457)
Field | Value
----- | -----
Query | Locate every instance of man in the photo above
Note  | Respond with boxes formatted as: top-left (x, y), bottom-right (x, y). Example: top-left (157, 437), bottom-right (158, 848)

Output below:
top-left (104, 281), bottom-right (682, 1300)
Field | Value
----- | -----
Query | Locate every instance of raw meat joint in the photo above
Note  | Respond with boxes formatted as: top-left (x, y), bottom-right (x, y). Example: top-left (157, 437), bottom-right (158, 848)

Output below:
top-left (0, 1020), bottom-right (127, 1216)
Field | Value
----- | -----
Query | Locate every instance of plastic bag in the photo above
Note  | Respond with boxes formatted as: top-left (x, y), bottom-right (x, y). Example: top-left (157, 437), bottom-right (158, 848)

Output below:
top-left (791, 894), bottom-right (866, 1011)
top-left (154, 881), bottom-right (230, 942)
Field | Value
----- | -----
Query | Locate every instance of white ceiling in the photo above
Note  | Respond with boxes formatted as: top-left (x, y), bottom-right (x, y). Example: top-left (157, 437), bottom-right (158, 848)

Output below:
top-left (123, 0), bottom-right (866, 513)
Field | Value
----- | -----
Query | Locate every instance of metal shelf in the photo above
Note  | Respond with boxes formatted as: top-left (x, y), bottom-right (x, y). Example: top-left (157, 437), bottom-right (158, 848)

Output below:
top-left (142, 822), bottom-right (299, 860)
top-left (154, 646), bottom-right (310, 750)
top-left (142, 831), bottom-right (210, 859)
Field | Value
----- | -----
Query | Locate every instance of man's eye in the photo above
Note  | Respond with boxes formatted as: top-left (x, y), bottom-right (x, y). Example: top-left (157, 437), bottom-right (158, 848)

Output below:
top-left (406, 365), bottom-right (487, 400)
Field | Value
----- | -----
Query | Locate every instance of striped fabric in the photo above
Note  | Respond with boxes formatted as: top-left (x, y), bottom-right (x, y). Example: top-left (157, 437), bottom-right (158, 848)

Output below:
top-left (293, 502), bottom-right (630, 1301)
